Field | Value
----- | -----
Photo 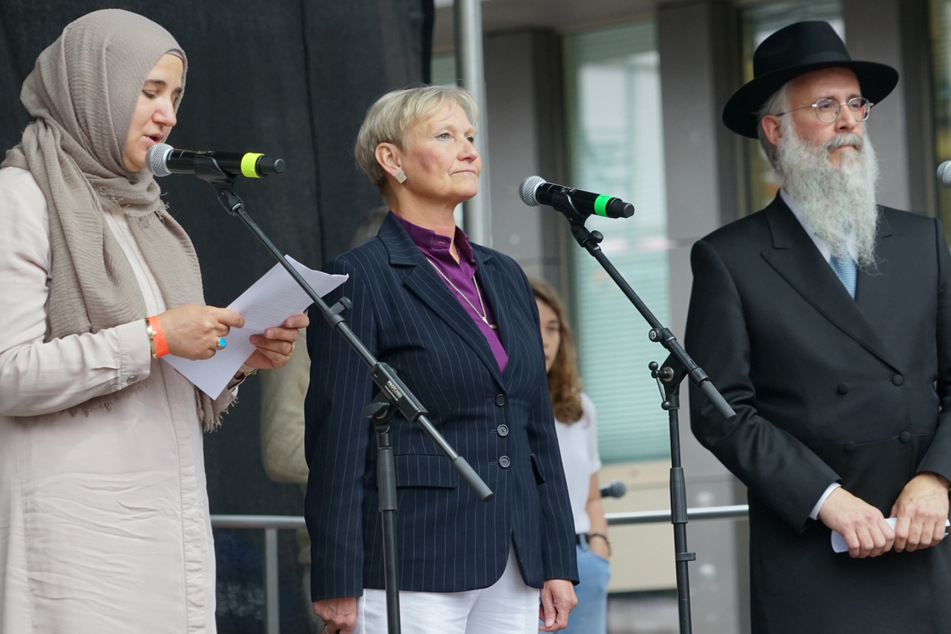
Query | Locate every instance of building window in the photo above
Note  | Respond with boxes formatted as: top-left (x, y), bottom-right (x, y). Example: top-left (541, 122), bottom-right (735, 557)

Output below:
top-left (431, 53), bottom-right (456, 86)
top-left (563, 21), bottom-right (670, 462)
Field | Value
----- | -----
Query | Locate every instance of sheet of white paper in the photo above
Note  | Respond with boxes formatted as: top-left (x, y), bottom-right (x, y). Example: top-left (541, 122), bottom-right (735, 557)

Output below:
top-left (831, 517), bottom-right (950, 553)
top-left (164, 256), bottom-right (347, 396)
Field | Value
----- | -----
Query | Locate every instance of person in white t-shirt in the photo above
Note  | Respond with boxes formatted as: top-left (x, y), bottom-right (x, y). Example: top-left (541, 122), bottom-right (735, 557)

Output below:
top-left (531, 277), bottom-right (611, 634)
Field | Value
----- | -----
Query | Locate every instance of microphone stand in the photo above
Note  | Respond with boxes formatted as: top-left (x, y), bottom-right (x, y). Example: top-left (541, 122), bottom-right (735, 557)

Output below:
top-left (549, 191), bottom-right (735, 634)
top-left (187, 159), bottom-right (494, 634)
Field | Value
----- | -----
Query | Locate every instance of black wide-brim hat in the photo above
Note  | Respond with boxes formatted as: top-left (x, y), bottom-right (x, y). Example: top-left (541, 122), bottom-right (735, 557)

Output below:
top-left (722, 21), bottom-right (899, 138)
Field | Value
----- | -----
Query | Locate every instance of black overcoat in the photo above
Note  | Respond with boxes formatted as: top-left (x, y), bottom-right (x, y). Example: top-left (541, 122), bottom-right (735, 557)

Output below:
top-left (686, 195), bottom-right (951, 633)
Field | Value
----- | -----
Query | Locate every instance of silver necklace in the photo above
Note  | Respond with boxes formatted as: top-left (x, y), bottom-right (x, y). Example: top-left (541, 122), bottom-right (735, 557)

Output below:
top-left (426, 257), bottom-right (497, 329)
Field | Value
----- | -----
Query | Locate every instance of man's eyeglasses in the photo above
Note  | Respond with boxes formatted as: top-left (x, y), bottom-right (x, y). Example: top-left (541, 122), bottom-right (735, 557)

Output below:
top-left (775, 97), bottom-right (873, 123)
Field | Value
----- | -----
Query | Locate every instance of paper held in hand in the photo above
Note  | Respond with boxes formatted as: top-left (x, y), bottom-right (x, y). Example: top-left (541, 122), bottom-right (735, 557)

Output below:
top-left (164, 256), bottom-right (347, 396)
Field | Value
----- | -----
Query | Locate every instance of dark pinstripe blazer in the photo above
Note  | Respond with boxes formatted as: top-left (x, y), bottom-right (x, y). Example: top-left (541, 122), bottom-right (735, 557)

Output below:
top-left (303, 213), bottom-right (578, 601)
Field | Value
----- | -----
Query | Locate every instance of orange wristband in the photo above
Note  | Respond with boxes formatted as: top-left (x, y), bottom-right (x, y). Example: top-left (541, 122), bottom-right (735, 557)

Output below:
top-left (146, 316), bottom-right (170, 359)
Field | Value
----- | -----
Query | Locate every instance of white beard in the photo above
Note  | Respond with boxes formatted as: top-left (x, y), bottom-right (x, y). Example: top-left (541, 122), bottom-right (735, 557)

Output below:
top-left (774, 116), bottom-right (880, 270)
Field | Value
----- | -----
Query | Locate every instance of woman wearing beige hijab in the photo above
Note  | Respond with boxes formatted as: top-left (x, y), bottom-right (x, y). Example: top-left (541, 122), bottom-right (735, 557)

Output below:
top-left (0, 9), bottom-right (306, 633)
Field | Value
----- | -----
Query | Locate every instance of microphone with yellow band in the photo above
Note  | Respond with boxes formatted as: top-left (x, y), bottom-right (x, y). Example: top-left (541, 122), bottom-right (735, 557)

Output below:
top-left (146, 143), bottom-right (285, 179)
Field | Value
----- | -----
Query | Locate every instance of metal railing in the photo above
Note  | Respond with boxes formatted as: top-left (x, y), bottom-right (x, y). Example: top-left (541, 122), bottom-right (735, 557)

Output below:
top-left (210, 504), bottom-right (749, 634)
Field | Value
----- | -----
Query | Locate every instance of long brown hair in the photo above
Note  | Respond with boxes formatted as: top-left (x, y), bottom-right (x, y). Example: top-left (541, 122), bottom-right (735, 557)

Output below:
top-left (530, 277), bottom-right (584, 424)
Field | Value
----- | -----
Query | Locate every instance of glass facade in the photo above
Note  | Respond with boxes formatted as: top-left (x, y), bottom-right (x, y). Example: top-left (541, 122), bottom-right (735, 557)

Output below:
top-left (563, 21), bottom-right (670, 462)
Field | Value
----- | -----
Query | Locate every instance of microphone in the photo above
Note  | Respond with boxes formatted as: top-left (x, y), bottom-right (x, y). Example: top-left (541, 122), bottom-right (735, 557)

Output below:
top-left (519, 175), bottom-right (634, 219)
top-left (938, 161), bottom-right (951, 187)
top-left (599, 480), bottom-right (627, 499)
top-left (146, 143), bottom-right (285, 179)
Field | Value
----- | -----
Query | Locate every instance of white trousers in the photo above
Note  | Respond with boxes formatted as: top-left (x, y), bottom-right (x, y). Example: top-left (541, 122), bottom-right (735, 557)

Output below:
top-left (354, 547), bottom-right (540, 634)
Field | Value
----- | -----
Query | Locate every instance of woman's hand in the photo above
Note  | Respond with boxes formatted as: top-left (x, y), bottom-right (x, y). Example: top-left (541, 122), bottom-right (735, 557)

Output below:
top-left (243, 313), bottom-right (310, 371)
top-left (314, 596), bottom-right (357, 634)
top-left (155, 304), bottom-right (244, 360)
top-left (538, 579), bottom-right (577, 631)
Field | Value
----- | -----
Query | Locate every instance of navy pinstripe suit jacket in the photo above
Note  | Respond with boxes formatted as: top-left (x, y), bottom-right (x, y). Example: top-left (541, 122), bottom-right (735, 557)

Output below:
top-left (303, 213), bottom-right (578, 601)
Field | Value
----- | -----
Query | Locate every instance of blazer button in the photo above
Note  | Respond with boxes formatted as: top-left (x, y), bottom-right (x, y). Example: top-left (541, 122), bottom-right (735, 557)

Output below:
top-left (495, 394), bottom-right (507, 407)
top-left (497, 424), bottom-right (510, 437)
top-left (836, 383), bottom-right (850, 394)
top-left (892, 375), bottom-right (904, 386)
top-left (498, 455), bottom-right (511, 468)
top-left (126, 375), bottom-right (138, 384)
top-left (844, 441), bottom-right (857, 453)
top-left (899, 431), bottom-right (912, 443)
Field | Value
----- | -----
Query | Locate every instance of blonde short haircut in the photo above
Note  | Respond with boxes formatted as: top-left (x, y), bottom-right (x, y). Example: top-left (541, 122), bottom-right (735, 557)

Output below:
top-left (354, 85), bottom-right (479, 193)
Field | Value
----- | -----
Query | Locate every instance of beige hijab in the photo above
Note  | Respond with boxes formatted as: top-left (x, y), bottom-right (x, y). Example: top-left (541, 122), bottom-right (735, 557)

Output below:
top-left (2, 9), bottom-right (232, 428)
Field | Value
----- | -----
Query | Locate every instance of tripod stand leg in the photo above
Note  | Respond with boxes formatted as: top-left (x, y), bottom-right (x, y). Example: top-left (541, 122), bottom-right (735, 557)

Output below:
top-left (660, 377), bottom-right (695, 634)
top-left (367, 399), bottom-right (402, 634)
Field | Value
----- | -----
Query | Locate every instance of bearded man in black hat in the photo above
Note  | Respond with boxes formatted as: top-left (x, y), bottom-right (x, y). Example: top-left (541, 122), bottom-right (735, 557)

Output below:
top-left (686, 20), bottom-right (951, 633)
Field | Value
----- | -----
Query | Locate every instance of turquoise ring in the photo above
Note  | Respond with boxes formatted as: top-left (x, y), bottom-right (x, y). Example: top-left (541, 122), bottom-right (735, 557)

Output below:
top-left (216, 337), bottom-right (227, 350)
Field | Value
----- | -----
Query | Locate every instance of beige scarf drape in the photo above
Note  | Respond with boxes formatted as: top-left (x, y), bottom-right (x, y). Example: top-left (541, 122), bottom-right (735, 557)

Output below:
top-left (2, 9), bottom-right (232, 429)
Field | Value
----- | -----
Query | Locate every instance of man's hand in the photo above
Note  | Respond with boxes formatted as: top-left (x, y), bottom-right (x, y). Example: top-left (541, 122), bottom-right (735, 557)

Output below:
top-left (818, 487), bottom-right (894, 558)
top-left (538, 579), bottom-right (577, 631)
top-left (890, 472), bottom-right (950, 552)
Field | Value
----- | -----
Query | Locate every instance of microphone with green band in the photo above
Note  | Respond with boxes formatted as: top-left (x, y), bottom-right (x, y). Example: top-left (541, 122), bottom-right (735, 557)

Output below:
top-left (146, 143), bottom-right (285, 179)
top-left (519, 175), bottom-right (634, 219)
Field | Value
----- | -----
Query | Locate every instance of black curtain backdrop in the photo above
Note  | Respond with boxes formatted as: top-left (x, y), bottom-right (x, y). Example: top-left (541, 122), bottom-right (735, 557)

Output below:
top-left (0, 1), bottom-right (433, 629)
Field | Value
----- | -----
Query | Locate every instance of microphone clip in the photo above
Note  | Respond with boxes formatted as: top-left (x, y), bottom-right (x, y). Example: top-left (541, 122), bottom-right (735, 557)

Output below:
top-left (548, 188), bottom-right (586, 222)
top-left (190, 154), bottom-right (239, 187)
top-left (541, 184), bottom-right (607, 246)
top-left (568, 221), bottom-right (603, 252)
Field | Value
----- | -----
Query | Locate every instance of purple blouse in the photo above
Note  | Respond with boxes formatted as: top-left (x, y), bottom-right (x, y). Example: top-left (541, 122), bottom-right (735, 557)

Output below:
top-left (396, 215), bottom-right (508, 372)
